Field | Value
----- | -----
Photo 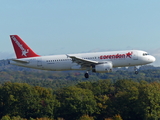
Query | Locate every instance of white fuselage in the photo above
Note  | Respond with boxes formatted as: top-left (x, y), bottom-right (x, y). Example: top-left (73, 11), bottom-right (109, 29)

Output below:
top-left (10, 50), bottom-right (155, 71)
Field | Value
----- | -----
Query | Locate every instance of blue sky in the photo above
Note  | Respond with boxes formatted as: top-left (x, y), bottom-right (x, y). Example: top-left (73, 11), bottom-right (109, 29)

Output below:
top-left (0, 0), bottom-right (160, 66)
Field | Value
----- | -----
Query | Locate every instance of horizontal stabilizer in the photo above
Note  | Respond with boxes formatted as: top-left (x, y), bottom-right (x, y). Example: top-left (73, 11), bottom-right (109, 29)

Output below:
top-left (11, 59), bottom-right (29, 64)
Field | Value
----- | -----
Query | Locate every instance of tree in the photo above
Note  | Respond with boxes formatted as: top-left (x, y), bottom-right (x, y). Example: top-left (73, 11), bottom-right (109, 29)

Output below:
top-left (78, 115), bottom-right (94, 120)
top-left (0, 82), bottom-right (59, 119)
top-left (107, 80), bottom-right (139, 120)
top-left (56, 86), bottom-right (97, 120)
top-left (138, 81), bottom-right (160, 120)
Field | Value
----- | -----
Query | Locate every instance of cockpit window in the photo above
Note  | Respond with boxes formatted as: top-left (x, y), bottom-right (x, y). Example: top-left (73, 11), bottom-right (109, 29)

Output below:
top-left (143, 53), bottom-right (149, 56)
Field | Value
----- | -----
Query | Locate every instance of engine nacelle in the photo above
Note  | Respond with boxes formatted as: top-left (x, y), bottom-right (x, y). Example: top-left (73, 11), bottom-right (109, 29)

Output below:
top-left (92, 62), bottom-right (113, 73)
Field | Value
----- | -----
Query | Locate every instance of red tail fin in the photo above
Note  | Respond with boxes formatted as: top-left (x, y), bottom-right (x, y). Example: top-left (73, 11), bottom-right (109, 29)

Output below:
top-left (10, 35), bottom-right (40, 59)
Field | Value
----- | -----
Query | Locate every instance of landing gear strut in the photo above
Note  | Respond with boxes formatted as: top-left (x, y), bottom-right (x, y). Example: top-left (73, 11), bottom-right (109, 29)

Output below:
top-left (84, 72), bottom-right (89, 78)
top-left (134, 66), bottom-right (138, 74)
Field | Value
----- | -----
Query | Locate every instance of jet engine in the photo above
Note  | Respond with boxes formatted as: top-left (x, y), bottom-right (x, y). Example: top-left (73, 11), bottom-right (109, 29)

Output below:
top-left (92, 62), bottom-right (113, 73)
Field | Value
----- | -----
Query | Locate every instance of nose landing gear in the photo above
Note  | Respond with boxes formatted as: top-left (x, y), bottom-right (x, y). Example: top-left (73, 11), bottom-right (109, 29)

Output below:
top-left (134, 66), bottom-right (138, 74)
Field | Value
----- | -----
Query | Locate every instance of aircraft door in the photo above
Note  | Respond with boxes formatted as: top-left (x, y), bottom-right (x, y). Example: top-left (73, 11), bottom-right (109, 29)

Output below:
top-left (133, 51), bottom-right (138, 60)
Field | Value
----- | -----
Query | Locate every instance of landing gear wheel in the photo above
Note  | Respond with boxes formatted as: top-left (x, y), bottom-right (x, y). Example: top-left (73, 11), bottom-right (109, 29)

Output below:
top-left (84, 73), bottom-right (89, 78)
top-left (135, 71), bottom-right (138, 74)
top-left (134, 66), bottom-right (138, 74)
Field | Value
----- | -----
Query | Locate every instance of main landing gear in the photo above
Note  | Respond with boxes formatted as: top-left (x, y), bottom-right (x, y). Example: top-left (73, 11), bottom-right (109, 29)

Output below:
top-left (84, 66), bottom-right (139, 78)
top-left (84, 72), bottom-right (89, 78)
top-left (134, 66), bottom-right (138, 74)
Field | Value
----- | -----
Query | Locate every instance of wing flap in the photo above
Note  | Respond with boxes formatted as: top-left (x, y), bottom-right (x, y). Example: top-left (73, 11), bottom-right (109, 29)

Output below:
top-left (67, 55), bottom-right (98, 67)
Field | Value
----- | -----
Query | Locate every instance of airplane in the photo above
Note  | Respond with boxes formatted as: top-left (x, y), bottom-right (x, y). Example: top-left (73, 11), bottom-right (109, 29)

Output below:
top-left (9, 35), bottom-right (156, 78)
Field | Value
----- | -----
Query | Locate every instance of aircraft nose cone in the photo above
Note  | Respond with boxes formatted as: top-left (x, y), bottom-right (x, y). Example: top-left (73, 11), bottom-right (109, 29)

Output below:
top-left (150, 56), bottom-right (156, 62)
top-left (153, 56), bottom-right (156, 62)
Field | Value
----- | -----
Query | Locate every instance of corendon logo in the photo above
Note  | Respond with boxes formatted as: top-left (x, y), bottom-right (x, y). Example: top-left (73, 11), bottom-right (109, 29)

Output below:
top-left (100, 52), bottom-right (133, 59)
top-left (11, 36), bottom-right (29, 57)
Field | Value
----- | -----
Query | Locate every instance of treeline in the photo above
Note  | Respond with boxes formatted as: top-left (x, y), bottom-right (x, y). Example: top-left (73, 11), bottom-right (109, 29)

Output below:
top-left (0, 64), bottom-right (160, 89)
top-left (1, 80), bottom-right (160, 120)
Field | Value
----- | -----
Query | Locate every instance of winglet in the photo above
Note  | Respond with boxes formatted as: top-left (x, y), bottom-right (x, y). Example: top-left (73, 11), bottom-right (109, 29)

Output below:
top-left (10, 35), bottom-right (40, 59)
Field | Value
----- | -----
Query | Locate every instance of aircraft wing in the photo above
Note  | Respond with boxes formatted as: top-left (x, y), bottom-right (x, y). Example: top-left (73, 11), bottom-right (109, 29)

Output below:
top-left (11, 59), bottom-right (29, 64)
top-left (67, 55), bottom-right (98, 67)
